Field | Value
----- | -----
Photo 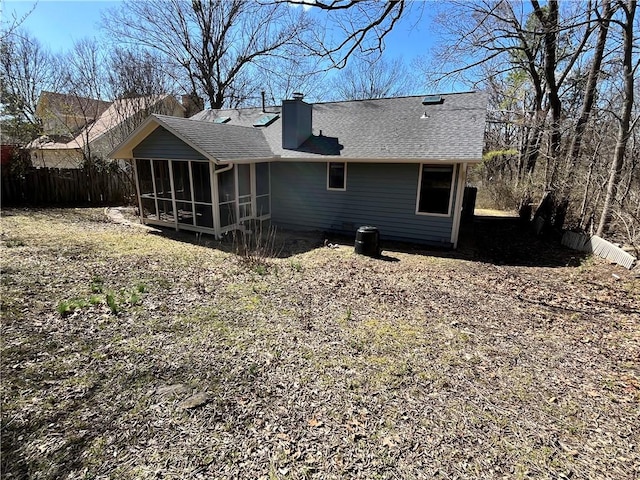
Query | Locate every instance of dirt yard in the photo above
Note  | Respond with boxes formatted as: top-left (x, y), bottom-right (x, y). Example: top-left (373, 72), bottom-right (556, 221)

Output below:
top-left (1, 208), bottom-right (638, 479)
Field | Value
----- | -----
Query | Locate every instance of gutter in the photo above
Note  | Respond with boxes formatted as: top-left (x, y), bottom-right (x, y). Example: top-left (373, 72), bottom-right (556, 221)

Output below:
top-left (214, 163), bottom-right (234, 174)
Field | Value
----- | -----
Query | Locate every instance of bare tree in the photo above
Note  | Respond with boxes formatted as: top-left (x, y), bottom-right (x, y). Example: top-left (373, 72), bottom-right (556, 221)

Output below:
top-left (597, 0), bottom-right (639, 236)
top-left (0, 1), bottom-right (36, 41)
top-left (52, 38), bottom-right (111, 166)
top-left (104, 47), bottom-right (184, 154)
top-left (563, 0), bottom-right (616, 189)
top-left (289, 0), bottom-right (638, 247)
top-left (252, 52), bottom-right (329, 105)
top-left (286, 0), bottom-right (411, 69)
top-left (107, 47), bottom-right (175, 101)
top-left (102, 0), bottom-right (313, 109)
top-left (0, 28), bottom-right (63, 144)
top-left (327, 54), bottom-right (420, 101)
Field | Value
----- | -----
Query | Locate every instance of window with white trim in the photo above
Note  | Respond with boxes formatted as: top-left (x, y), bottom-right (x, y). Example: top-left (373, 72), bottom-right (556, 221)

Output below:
top-left (327, 162), bottom-right (346, 190)
top-left (416, 164), bottom-right (455, 216)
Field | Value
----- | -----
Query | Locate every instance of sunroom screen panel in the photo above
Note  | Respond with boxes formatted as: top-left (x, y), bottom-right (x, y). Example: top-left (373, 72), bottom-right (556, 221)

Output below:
top-left (176, 202), bottom-right (194, 225)
top-left (137, 159), bottom-right (154, 196)
top-left (192, 162), bottom-right (212, 203)
top-left (218, 169), bottom-right (235, 204)
top-left (219, 203), bottom-right (236, 228)
top-left (195, 204), bottom-right (214, 228)
top-left (256, 162), bottom-right (269, 196)
top-left (153, 160), bottom-right (172, 198)
top-left (173, 161), bottom-right (192, 201)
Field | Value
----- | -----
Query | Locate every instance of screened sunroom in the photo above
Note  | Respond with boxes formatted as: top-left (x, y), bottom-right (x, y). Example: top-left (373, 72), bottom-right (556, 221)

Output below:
top-left (134, 158), bottom-right (271, 236)
top-left (108, 114), bottom-right (276, 238)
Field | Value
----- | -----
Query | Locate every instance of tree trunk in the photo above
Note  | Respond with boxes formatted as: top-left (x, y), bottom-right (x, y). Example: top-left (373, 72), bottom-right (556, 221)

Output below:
top-left (522, 109), bottom-right (546, 176)
top-left (578, 146), bottom-right (602, 229)
top-left (596, 0), bottom-right (637, 236)
top-left (532, 0), bottom-right (562, 189)
top-left (563, 1), bottom-right (614, 197)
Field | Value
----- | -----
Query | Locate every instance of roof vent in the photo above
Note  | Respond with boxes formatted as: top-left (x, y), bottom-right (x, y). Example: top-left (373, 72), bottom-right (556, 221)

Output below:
top-left (253, 113), bottom-right (279, 127)
top-left (422, 95), bottom-right (443, 105)
top-left (213, 116), bottom-right (231, 124)
top-left (292, 92), bottom-right (304, 101)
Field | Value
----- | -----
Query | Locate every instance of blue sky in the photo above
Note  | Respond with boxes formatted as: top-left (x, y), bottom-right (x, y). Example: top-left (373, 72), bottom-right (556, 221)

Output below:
top-left (3, 1), bottom-right (121, 51)
top-left (3, 0), bottom-right (439, 61)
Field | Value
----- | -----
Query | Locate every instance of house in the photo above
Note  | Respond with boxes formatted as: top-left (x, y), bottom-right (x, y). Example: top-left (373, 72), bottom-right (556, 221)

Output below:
top-left (30, 94), bottom-right (187, 169)
top-left (109, 92), bottom-right (487, 248)
top-left (35, 91), bottom-right (111, 140)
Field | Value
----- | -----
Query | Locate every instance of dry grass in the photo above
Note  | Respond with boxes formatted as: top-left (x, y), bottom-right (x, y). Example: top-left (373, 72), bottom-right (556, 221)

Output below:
top-left (1, 208), bottom-right (639, 479)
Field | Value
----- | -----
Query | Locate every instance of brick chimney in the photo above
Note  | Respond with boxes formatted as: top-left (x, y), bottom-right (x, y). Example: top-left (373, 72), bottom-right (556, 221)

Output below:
top-left (282, 92), bottom-right (312, 150)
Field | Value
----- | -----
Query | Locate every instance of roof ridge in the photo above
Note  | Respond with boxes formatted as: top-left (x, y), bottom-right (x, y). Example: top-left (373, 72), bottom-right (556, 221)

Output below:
top-left (154, 113), bottom-right (265, 132)
top-left (198, 90), bottom-right (483, 115)
top-left (310, 90), bottom-right (481, 106)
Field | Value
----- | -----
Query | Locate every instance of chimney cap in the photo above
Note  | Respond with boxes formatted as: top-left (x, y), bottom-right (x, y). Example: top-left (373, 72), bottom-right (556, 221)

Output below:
top-left (292, 92), bottom-right (304, 100)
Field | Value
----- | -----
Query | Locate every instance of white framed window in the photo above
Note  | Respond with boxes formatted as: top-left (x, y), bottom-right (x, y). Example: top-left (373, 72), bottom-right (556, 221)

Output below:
top-left (416, 164), bottom-right (455, 216)
top-left (327, 162), bottom-right (347, 191)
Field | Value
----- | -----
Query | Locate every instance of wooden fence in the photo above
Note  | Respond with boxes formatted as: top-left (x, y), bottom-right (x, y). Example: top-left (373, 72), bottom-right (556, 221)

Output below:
top-left (1, 166), bottom-right (135, 206)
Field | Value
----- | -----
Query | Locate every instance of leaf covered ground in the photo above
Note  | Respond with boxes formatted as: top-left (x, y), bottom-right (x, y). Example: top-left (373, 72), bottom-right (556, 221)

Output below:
top-left (1, 208), bottom-right (638, 479)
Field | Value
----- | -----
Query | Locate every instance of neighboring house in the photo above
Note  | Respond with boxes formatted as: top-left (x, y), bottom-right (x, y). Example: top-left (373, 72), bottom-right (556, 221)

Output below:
top-left (35, 91), bottom-right (111, 140)
top-left (30, 94), bottom-right (186, 169)
top-left (109, 92), bottom-right (487, 248)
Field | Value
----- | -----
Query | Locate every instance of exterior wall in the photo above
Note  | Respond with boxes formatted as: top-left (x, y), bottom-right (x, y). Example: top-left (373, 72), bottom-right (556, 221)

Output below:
top-left (270, 161), bottom-right (459, 246)
top-left (133, 126), bottom-right (208, 160)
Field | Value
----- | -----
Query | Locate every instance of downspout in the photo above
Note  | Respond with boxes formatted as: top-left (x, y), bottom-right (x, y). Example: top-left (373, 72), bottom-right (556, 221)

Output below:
top-left (215, 163), bottom-right (234, 175)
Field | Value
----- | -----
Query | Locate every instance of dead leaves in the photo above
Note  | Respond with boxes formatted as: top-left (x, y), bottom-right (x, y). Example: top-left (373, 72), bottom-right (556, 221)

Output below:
top-left (307, 417), bottom-right (323, 428)
top-left (178, 392), bottom-right (210, 410)
top-left (2, 208), bottom-right (640, 479)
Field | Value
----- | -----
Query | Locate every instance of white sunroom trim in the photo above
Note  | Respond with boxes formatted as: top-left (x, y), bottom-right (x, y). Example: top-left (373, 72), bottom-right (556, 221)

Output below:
top-left (450, 163), bottom-right (467, 248)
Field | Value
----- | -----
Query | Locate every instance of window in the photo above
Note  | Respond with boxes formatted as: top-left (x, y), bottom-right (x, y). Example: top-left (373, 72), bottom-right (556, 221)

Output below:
top-left (327, 162), bottom-right (346, 190)
top-left (416, 164), bottom-right (455, 216)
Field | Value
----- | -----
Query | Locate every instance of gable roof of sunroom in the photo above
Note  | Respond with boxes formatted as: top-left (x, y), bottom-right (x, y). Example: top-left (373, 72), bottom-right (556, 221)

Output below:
top-left (109, 114), bottom-right (275, 162)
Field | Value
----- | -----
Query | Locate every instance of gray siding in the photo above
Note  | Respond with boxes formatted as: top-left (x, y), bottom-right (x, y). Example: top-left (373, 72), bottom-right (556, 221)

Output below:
top-left (133, 126), bottom-right (208, 160)
top-left (271, 162), bottom-right (459, 246)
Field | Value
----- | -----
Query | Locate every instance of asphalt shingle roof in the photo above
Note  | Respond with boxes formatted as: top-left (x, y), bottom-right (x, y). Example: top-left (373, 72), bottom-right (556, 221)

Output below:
top-left (37, 91), bottom-right (111, 119)
top-left (34, 96), bottom-right (180, 151)
top-left (190, 91), bottom-right (487, 162)
top-left (153, 114), bottom-right (274, 161)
